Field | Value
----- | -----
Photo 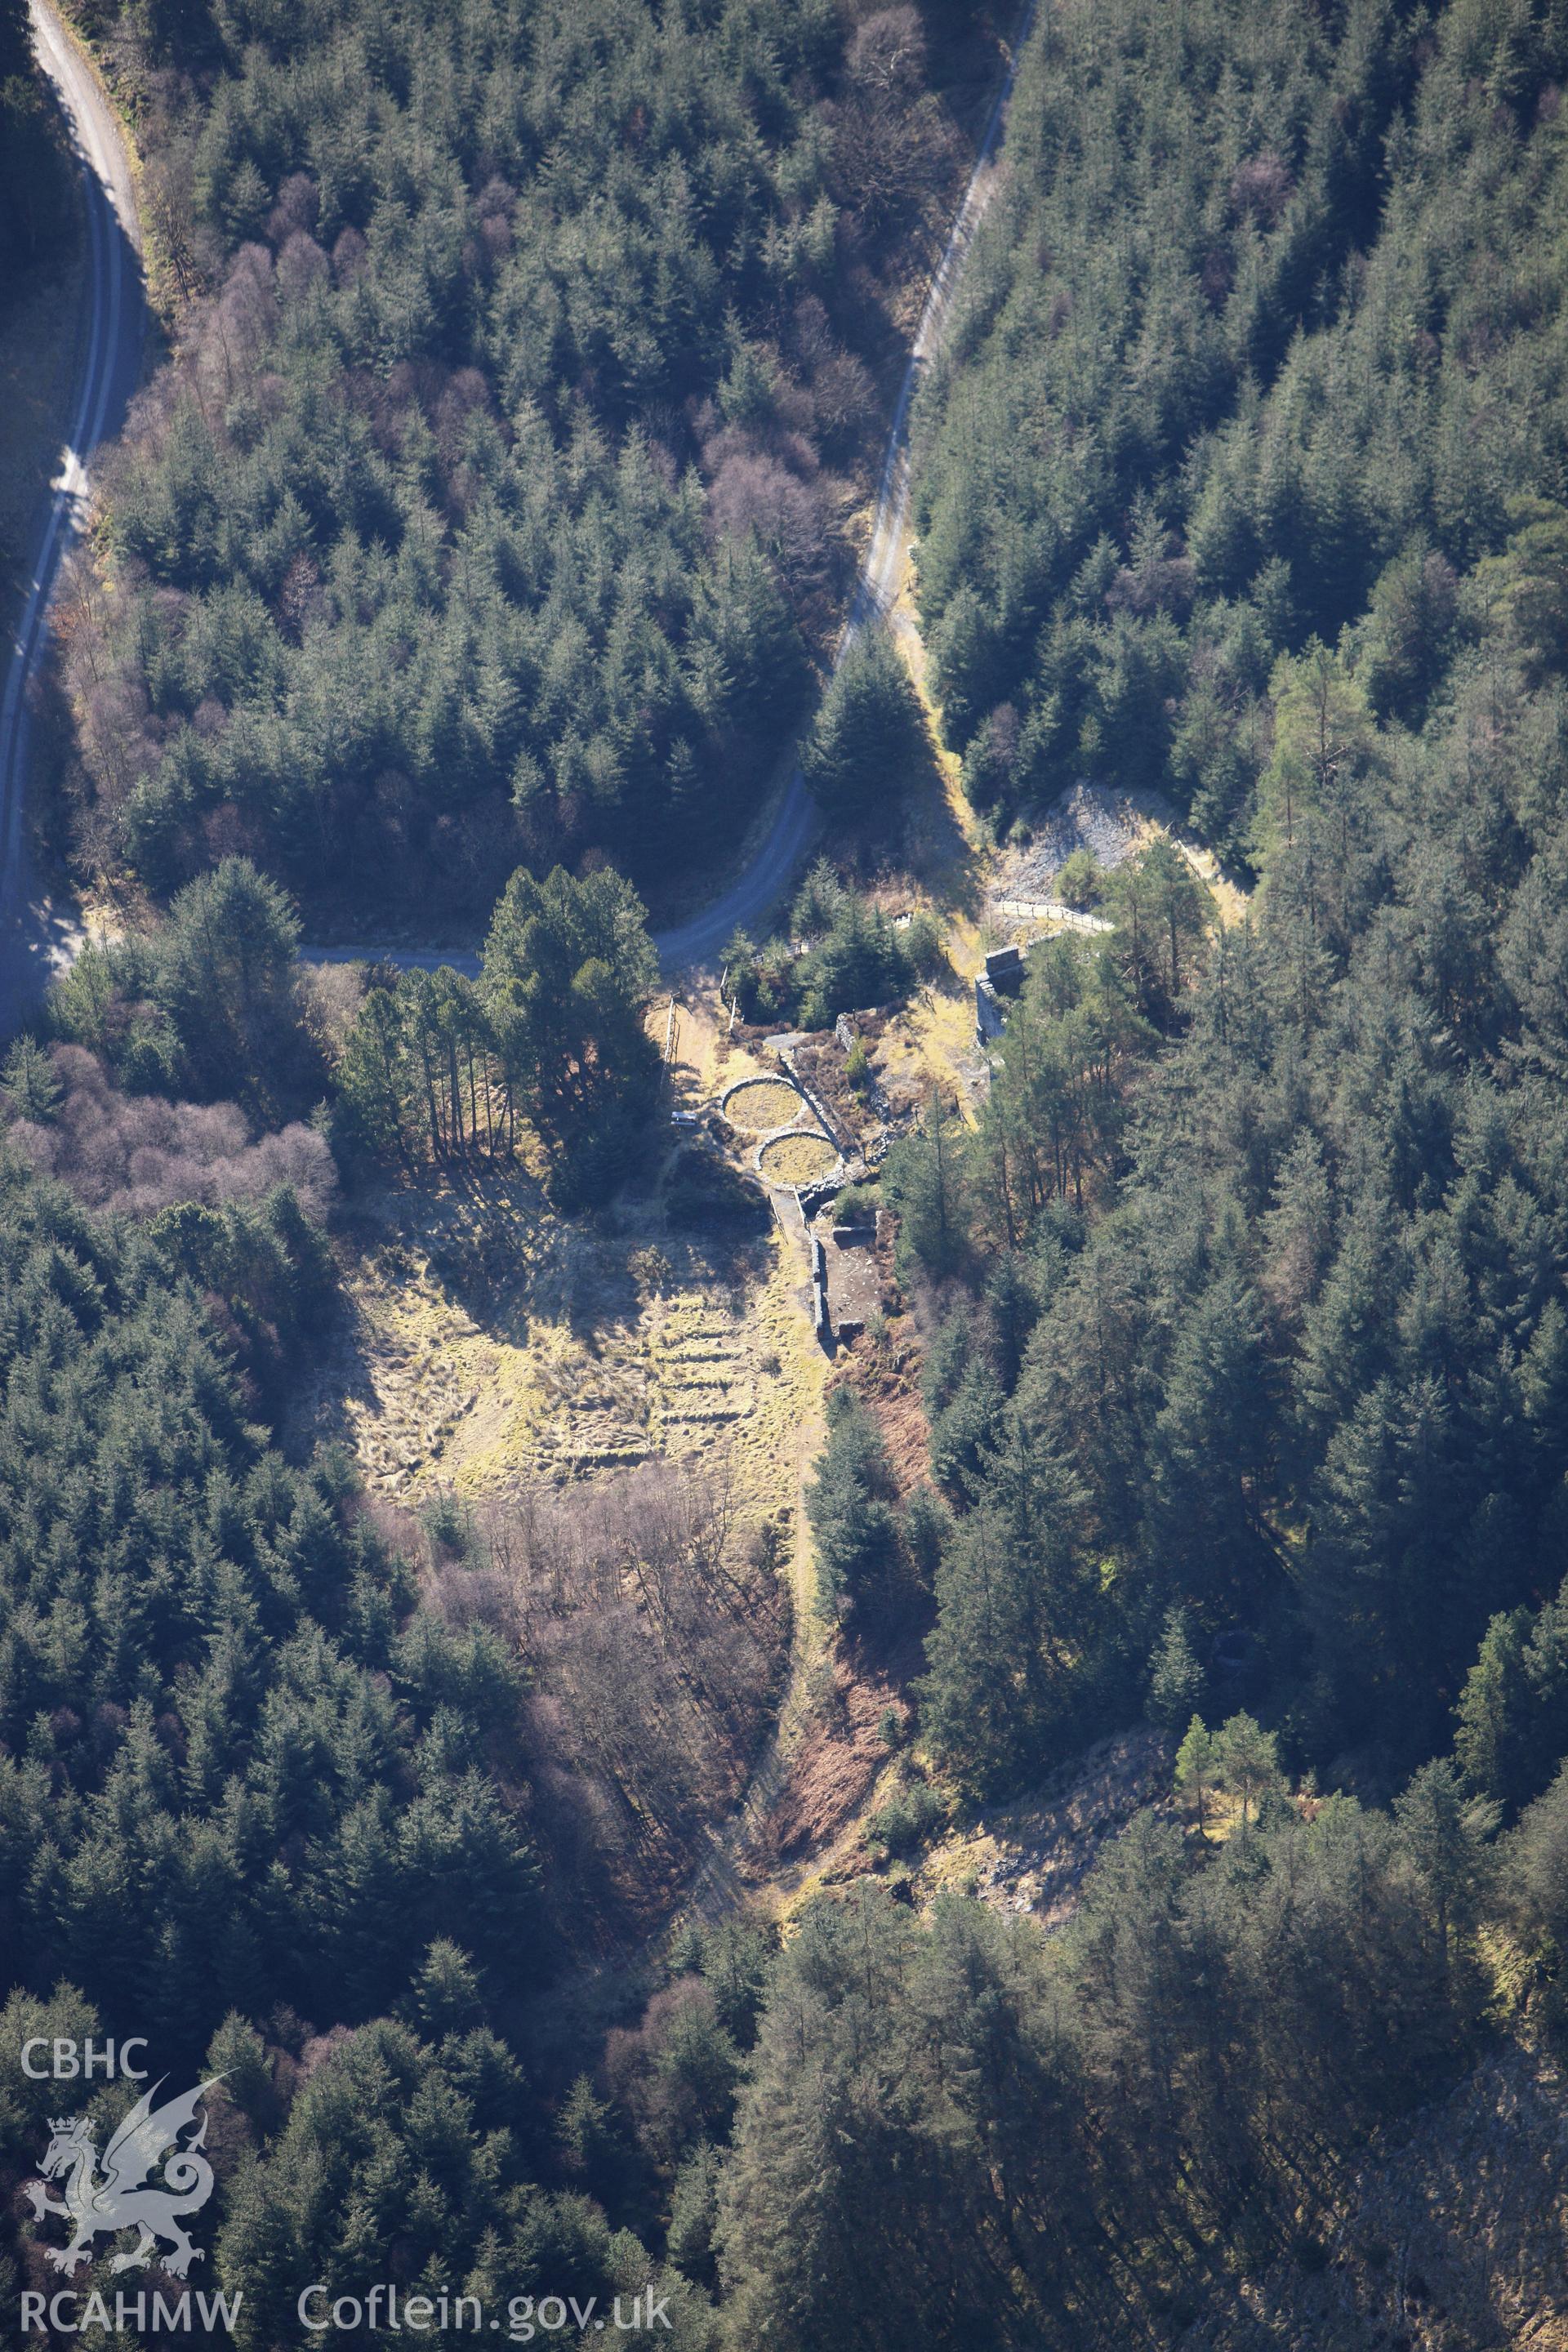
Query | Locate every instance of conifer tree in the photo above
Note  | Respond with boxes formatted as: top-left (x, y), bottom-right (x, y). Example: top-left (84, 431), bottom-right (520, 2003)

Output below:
top-left (1147, 1606), bottom-right (1205, 1734)
top-left (1213, 1713), bottom-right (1284, 1825)
top-left (884, 1089), bottom-right (969, 1280)
top-left (801, 628), bottom-right (925, 818)
top-left (1174, 1715), bottom-right (1214, 1839)
top-left (806, 1389), bottom-right (903, 1626)
top-left (1454, 1608), bottom-right (1533, 1803)
top-left (0, 1036), bottom-right (60, 1123)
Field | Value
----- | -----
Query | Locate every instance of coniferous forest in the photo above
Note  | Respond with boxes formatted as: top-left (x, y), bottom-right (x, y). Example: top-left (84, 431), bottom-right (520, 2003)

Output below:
top-left (51, 0), bottom-right (966, 920)
top-left (5, 0), bottom-right (1568, 2345)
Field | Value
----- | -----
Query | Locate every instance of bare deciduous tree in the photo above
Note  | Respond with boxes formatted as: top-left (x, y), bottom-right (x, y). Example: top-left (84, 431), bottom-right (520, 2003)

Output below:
top-left (5, 1045), bottom-right (336, 1219)
top-left (424, 1464), bottom-right (787, 1919)
top-left (708, 447), bottom-right (827, 595)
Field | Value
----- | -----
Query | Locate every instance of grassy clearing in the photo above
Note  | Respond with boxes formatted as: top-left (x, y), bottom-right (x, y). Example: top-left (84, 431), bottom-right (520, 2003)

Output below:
top-left (287, 997), bottom-right (828, 1515)
top-left (289, 1162), bottom-right (819, 1522)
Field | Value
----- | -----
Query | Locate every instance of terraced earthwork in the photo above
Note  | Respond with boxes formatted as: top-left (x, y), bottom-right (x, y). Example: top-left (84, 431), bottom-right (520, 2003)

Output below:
top-left (722, 1076), bottom-right (804, 1130)
top-left (759, 1129), bottom-right (839, 1186)
top-left (648, 1302), bottom-right (752, 1446)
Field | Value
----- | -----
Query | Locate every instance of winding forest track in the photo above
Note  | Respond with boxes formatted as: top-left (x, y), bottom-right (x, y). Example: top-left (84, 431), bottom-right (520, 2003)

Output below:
top-left (650, 0), bottom-right (1037, 972)
top-left (0, 0), bottom-right (144, 1021)
top-left (668, 5), bottom-right (1041, 1936)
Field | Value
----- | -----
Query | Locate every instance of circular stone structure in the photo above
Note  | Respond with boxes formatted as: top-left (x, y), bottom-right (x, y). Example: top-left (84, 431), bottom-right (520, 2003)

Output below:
top-left (720, 1076), bottom-right (806, 1132)
top-left (758, 1129), bottom-right (839, 1186)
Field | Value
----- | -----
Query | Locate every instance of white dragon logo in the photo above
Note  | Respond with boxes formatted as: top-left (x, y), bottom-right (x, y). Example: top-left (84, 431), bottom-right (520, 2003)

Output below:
top-left (24, 2076), bottom-right (223, 2278)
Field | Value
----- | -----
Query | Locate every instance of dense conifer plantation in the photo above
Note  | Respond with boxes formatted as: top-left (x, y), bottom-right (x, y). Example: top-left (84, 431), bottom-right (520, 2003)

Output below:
top-left (879, 0), bottom-right (1568, 1801)
top-left (914, 0), bottom-right (1568, 856)
top-left (0, 1168), bottom-right (541, 2051)
top-left (697, 3), bottom-right (1568, 2329)
top-left (56, 0), bottom-right (964, 917)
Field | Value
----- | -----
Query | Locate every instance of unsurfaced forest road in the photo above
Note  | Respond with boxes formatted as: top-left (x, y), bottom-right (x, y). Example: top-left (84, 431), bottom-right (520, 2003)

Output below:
top-left (0, 0), bottom-right (144, 1021)
top-left (306, 0), bottom-right (1039, 987)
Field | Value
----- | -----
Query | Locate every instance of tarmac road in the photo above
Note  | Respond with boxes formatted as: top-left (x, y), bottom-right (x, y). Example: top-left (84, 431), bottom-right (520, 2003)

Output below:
top-left (0, 0), bottom-right (144, 1022)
